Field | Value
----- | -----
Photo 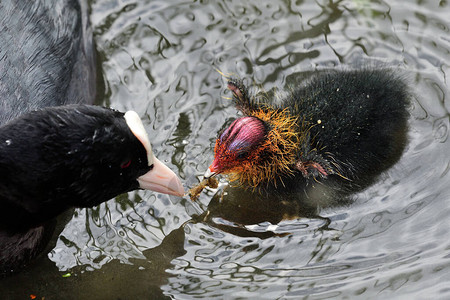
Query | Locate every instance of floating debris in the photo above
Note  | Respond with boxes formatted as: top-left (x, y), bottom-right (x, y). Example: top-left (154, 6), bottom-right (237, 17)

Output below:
top-left (188, 177), bottom-right (219, 201)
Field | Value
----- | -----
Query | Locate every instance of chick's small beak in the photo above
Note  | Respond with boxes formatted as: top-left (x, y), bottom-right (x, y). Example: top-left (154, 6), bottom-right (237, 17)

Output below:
top-left (204, 166), bottom-right (216, 179)
top-left (137, 157), bottom-right (184, 196)
top-left (204, 158), bottom-right (220, 179)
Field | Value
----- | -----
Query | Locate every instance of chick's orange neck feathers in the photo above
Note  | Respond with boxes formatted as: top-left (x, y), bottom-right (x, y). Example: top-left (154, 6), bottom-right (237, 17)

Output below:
top-left (210, 106), bottom-right (303, 189)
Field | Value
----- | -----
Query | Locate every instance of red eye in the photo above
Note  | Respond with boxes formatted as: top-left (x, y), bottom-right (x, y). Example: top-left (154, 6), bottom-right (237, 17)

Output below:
top-left (120, 160), bottom-right (132, 169)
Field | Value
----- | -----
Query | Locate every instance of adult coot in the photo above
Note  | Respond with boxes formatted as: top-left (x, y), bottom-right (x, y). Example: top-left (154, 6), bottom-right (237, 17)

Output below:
top-left (0, 0), bottom-right (183, 274)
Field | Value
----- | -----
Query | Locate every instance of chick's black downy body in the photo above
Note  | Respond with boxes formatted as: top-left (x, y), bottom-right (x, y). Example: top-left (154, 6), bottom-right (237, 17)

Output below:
top-left (283, 69), bottom-right (410, 194)
top-left (208, 69), bottom-right (410, 198)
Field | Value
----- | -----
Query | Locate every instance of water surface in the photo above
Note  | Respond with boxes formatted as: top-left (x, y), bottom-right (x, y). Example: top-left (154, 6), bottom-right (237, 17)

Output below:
top-left (2, 0), bottom-right (450, 299)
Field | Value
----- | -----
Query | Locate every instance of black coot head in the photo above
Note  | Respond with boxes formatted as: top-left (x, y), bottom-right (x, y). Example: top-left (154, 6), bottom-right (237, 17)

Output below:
top-left (0, 105), bottom-right (180, 228)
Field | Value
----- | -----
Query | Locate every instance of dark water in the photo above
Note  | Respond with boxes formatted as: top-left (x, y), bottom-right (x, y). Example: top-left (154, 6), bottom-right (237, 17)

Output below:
top-left (2, 0), bottom-right (450, 299)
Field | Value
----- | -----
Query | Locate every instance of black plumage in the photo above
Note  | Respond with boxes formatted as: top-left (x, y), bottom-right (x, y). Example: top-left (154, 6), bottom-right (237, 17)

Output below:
top-left (0, 105), bottom-right (150, 229)
top-left (206, 69), bottom-right (410, 198)
top-left (0, 0), bottom-right (183, 274)
top-left (0, 0), bottom-right (96, 275)
top-left (284, 69), bottom-right (410, 193)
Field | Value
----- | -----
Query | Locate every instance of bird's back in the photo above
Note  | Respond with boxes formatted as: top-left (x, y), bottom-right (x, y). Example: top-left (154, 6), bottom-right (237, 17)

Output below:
top-left (281, 69), bottom-right (410, 195)
top-left (0, 0), bottom-right (96, 126)
top-left (288, 70), bottom-right (408, 148)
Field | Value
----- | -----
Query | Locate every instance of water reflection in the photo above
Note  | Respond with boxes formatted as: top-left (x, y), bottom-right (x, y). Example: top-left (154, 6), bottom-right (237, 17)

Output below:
top-left (192, 184), bottom-right (336, 237)
top-left (2, 0), bottom-right (450, 299)
top-left (2, 222), bottom-right (187, 299)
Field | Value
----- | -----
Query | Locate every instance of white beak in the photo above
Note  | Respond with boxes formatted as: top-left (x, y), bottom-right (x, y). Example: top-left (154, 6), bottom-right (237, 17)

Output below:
top-left (203, 167), bottom-right (217, 179)
top-left (125, 110), bottom-right (184, 197)
top-left (137, 156), bottom-right (184, 196)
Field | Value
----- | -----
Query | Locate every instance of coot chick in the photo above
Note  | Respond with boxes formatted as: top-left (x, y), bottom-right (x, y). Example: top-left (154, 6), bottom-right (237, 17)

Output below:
top-left (205, 69), bottom-right (409, 199)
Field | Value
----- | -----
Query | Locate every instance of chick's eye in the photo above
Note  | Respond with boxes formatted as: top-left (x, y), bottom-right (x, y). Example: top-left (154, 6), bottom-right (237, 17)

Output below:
top-left (236, 151), bottom-right (248, 160)
top-left (120, 160), bottom-right (132, 169)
